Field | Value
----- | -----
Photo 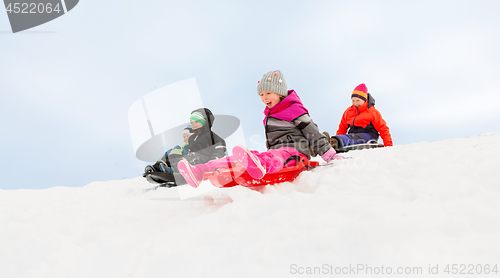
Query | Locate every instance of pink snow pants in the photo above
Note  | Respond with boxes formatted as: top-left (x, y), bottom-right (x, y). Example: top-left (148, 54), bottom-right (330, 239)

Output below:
top-left (197, 147), bottom-right (306, 174)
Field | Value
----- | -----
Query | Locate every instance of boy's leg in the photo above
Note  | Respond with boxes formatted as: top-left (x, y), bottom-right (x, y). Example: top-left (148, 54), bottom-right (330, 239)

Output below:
top-left (151, 161), bottom-right (171, 173)
top-left (331, 135), bottom-right (349, 149)
top-left (322, 131), bottom-right (333, 148)
top-left (143, 165), bottom-right (156, 177)
top-left (151, 153), bottom-right (180, 172)
top-left (323, 131), bottom-right (330, 140)
top-left (348, 133), bottom-right (375, 145)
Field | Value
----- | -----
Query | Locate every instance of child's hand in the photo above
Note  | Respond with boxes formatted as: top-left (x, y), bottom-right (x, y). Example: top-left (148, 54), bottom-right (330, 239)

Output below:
top-left (321, 148), bottom-right (344, 162)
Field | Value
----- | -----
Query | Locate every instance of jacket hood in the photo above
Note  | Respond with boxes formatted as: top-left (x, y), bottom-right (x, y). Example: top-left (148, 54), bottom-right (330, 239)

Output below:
top-left (354, 93), bottom-right (376, 111)
top-left (264, 90), bottom-right (309, 122)
top-left (367, 93), bottom-right (375, 108)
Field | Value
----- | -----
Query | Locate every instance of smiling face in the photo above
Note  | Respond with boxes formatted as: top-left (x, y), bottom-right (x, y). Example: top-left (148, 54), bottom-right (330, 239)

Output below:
top-left (260, 91), bottom-right (282, 108)
top-left (351, 97), bottom-right (366, 108)
top-left (190, 120), bottom-right (203, 130)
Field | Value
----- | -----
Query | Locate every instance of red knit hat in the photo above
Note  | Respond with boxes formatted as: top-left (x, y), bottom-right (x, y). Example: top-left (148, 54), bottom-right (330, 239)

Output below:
top-left (351, 83), bottom-right (368, 102)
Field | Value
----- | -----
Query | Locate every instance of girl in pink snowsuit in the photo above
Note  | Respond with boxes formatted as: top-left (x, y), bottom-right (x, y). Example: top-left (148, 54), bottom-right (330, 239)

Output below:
top-left (178, 70), bottom-right (343, 188)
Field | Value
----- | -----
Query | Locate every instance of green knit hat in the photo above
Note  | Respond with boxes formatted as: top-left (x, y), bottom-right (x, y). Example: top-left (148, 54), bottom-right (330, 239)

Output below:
top-left (190, 111), bottom-right (207, 126)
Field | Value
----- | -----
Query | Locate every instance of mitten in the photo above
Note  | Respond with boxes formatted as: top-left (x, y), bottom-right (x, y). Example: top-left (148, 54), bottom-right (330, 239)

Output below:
top-left (321, 147), bottom-right (344, 162)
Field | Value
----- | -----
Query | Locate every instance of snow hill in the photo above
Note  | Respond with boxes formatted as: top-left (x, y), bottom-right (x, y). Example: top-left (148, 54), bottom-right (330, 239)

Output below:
top-left (1, 133), bottom-right (500, 278)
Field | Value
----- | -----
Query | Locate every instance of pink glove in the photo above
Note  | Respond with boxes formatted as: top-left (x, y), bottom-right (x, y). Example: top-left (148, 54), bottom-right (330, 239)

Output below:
top-left (321, 147), bottom-right (344, 162)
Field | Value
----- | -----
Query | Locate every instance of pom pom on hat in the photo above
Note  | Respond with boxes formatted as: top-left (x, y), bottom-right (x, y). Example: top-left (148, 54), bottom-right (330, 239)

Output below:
top-left (257, 70), bottom-right (288, 97)
top-left (351, 83), bottom-right (368, 102)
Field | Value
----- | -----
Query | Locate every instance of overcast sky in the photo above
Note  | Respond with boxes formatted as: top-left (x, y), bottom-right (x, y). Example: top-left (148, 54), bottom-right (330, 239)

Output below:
top-left (2, 0), bottom-right (499, 190)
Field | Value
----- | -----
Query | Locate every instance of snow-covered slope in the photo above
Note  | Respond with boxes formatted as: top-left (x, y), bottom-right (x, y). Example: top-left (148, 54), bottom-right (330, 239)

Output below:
top-left (1, 133), bottom-right (500, 278)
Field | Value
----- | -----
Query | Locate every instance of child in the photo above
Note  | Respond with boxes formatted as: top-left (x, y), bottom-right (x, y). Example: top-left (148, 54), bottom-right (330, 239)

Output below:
top-left (166, 125), bottom-right (192, 156)
top-left (145, 125), bottom-right (192, 173)
top-left (145, 108), bottom-right (226, 175)
top-left (330, 83), bottom-right (393, 150)
top-left (177, 70), bottom-right (343, 188)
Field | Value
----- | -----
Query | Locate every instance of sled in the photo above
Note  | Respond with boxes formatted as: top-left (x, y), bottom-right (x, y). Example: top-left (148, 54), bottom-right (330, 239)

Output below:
top-left (144, 172), bottom-right (185, 188)
top-left (337, 142), bottom-right (384, 153)
top-left (202, 156), bottom-right (319, 191)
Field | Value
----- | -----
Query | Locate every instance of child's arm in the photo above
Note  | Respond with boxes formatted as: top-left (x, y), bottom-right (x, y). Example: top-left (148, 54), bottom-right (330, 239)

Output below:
top-left (183, 142), bottom-right (226, 165)
top-left (165, 145), bottom-right (182, 156)
top-left (184, 134), bottom-right (226, 165)
top-left (372, 109), bottom-right (393, 147)
top-left (206, 133), bottom-right (227, 159)
top-left (294, 114), bottom-right (332, 157)
top-left (181, 144), bottom-right (190, 156)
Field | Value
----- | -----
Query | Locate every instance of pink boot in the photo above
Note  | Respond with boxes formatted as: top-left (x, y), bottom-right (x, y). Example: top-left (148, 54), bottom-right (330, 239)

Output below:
top-left (177, 159), bottom-right (203, 188)
top-left (232, 145), bottom-right (266, 179)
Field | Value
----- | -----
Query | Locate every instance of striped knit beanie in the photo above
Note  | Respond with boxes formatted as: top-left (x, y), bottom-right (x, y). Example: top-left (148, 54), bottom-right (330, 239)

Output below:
top-left (190, 111), bottom-right (207, 126)
top-left (351, 83), bottom-right (368, 102)
top-left (257, 70), bottom-right (288, 97)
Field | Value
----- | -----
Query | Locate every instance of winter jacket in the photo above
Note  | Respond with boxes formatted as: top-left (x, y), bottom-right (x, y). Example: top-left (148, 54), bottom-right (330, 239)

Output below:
top-left (185, 108), bottom-right (227, 165)
top-left (336, 94), bottom-right (393, 147)
top-left (264, 90), bottom-right (331, 158)
top-left (163, 108), bottom-right (226, 169)
top-left (165, 143), bottom-right (190, 156)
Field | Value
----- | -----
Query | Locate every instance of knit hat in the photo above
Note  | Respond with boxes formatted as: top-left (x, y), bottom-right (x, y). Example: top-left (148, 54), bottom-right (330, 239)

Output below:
top-left (351, 83), bottom-right (368, 102)
top-left (257, 70), bottom-right (288, 97)
top-left (183, 125), bottom-right (193, 135)
top-left (190, 111), bottom-right (207, 126)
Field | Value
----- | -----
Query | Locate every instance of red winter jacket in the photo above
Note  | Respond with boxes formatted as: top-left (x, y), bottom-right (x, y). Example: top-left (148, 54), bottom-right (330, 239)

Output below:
top-left (336, 94), bottom-right (393, 147)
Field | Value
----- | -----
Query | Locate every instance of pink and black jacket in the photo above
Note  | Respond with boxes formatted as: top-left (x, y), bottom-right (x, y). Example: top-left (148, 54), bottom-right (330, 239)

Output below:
top-left (263, 90), bottom-right (331, 158)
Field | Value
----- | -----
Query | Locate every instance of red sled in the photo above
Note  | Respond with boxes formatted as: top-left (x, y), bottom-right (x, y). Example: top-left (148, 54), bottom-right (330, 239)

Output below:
top-left (202, 156), bottom-right (319, 191)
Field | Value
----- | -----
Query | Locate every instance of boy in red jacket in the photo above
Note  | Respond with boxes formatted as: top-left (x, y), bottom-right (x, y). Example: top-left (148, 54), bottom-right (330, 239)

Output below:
top-left (330, 83), bottom-right (393, 150)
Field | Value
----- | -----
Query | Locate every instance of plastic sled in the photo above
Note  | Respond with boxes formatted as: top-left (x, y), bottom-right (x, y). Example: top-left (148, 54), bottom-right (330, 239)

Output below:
top-left (337, 142), bottom-right (384, 153)
top-left (144, 172), bottom-right (185, 188)
top-left (202, 156), bottom-right (319, 191)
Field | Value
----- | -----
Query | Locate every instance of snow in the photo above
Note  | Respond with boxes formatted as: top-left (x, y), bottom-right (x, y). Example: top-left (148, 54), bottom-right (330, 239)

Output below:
top-left (1, 133), bottom-right (500, 277)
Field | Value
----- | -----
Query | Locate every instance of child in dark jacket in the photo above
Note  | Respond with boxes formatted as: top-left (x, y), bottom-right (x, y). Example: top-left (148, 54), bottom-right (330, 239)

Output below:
top-left (177, 70), bottom-right (343, 188)
top-left (330, 83), bottom-right (393, 149)
top-left (146, 108), bottom-right (226, 175)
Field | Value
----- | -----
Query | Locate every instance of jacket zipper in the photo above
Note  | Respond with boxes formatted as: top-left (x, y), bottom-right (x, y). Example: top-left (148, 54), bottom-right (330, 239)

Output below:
top-left (352, 106), bottom-right (360, 126)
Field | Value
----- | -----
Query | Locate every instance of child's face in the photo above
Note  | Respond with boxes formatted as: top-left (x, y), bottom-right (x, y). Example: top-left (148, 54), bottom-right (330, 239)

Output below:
top-left (190, 120), bottom-right (203, 130)
top-left (351, 97), bottom-right (366, 107)
top-left (183, 133), bottom-right (191, 143)
top-left (260, 91), bottom-right (281, 109)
